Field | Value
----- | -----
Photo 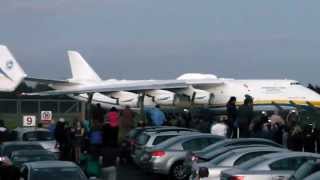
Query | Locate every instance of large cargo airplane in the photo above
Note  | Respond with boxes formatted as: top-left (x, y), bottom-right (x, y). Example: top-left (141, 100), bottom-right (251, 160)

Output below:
top-left (0, 45), bottom-right (320, 109)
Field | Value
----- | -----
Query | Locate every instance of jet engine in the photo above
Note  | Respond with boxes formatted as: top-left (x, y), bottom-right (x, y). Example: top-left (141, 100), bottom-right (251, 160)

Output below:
top-left (146, 90), bottom-right (179, 105)
top-left (180, 87), bottom-right (215, 105)
top-left (110, 91), bottom-right (139, 107)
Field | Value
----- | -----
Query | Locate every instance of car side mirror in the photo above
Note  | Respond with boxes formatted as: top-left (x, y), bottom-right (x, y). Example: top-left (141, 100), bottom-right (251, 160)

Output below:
top-left (198, 167), bottom-right (209, 178)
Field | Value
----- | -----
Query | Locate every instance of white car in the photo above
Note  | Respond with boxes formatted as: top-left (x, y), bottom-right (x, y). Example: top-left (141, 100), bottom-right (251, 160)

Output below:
top-left (221, 152), bottom-right (320, 180)
top-left (12, 127), bottom-right (59, 153)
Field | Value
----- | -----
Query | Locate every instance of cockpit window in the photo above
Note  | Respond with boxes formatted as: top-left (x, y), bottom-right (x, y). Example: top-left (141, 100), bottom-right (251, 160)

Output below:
top-left (290, 82), bottom-right (301, 85)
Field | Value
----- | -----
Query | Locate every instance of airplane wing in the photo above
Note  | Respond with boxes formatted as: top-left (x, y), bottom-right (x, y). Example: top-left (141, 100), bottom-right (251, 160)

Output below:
top-left (22, 80), bottom-right (190, 96)
top-left (25, 77), bottom-right (78, 85)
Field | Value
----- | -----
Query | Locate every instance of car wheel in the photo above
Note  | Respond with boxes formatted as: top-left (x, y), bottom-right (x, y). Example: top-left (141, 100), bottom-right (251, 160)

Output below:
top-left (170, 162), bottom-right (189, 180)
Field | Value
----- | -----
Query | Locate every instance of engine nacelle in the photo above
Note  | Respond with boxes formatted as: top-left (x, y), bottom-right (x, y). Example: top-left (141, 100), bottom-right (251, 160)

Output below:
top-left (180, 87), bottom-right (215, 105)
top-left (146, 90), bottom-right (178, 105)
top-left (110, 91), bottom-right (139, 107)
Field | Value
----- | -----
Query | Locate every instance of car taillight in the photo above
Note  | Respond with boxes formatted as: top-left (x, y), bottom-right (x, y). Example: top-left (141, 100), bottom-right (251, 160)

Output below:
top-left (151, 150), bottom-right (166, 158)
top-left (230, 176), bottom-right (244, 180)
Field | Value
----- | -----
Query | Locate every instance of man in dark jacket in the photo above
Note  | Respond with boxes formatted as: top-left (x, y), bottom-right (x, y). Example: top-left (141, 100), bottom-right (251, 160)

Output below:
top-left (226, 96), bottom-right (237, 138)
top-left (237, 95), bottom-right (254, 138)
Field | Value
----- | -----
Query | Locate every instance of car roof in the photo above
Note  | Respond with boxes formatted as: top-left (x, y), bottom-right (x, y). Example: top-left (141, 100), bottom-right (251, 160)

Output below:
top-left (143, 129), bottom-right (198, 136)
top-left (257, 152), bottom-right (320, 160)
top-left (25, 161), bottom-right (78, 169)
top-left (1, 141), bottom-right (42, 146)
top-left (11, 149), bottom-right (54, 156)
top-left (229, 146), bottom-right (287, 154)
top-left (143, 127), bottom-right (197, 133)
top-left (154, 133), bottom-right (224, 149)
top-left (13, 127), bottom-right (49, 133)
top-left (198, 144), bottom-right (273, 159)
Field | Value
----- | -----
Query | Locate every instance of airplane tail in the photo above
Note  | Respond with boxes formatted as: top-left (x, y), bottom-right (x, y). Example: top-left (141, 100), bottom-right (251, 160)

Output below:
top-left (0, 45), bottom-right (27, 92)
top-left (67, 51), bottom-right (102, 83)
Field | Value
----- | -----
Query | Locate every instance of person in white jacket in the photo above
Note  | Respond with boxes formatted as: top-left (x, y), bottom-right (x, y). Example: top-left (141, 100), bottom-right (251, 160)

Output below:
top-left (211, 116), bottom-right (228, 137)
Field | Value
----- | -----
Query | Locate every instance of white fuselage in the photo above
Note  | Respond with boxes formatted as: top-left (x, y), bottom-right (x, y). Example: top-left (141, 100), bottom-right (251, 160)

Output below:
top-left (51, 77), bottom-right (320, 109)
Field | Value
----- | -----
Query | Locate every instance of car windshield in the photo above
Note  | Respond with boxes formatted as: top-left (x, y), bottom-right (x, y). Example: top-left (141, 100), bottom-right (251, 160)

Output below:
top-left (23, 131), bottom-right (54, 141)
top-left (3, 145), bottom-right (43, 157)
top-left (238, 157), bottom-right (267, 170)
top-left (209, 151), bottom-right (234, 165)
top-left (31, 167), bottom-right (87, 180)
top-left (13, 154), bottom-right (56, 164)
top-left (137, 134), bottom-right (150, 145)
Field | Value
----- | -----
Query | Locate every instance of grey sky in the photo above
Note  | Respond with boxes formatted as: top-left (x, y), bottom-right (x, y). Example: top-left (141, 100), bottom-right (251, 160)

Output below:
top-left (1, 0), bottom-right (320, 84)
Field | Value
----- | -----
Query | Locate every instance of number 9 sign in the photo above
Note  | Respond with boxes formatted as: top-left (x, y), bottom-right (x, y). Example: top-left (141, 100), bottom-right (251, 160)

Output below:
top-left (23, 115), bottom-right (36, 127)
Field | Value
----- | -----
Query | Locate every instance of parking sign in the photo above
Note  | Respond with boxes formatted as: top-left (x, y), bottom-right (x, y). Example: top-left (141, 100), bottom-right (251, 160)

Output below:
top-left (41, 111), bottom-right (52, 122)
top-left (23, 115), bottom-right (36, 127)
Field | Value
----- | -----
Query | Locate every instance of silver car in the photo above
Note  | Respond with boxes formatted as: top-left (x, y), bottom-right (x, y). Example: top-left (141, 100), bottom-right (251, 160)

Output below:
top-left (221, 152), bottom-right (320, 180)
top-left (139, 133), bottom-right (225, 180)
top-left (20, 161), bottom-right (88, 180)
top-left (132, 130), bottom-right (198, 165)
top-left (196, 138), bottom-right (283, 158)
top-left (12, 127), bottom-right (58, 153)
top-left (191, 146), bottom-right (289, 180)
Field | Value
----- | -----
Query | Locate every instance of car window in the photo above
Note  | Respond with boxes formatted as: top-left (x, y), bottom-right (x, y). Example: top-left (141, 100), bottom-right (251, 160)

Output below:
top-left (270, 157), bottom-right (310, 171)
top-left (234, 151), bottom-right (276, 166)
top-left (238, 157), bottom-right (267, 170)
top-left (137, 134), bottom-right (150, 145)
top-left (23, 131), bottom-right (54, 141)
top-left (182, 138), bottom-right (214, 151)
top-left (153, 135), bottom-right (177, 145)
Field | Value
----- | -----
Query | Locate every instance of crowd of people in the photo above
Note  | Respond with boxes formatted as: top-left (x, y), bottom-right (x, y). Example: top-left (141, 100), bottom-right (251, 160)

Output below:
top-left (210, 95), bottom-right (320, 153)
top-left (1, 97), bottom-right (320, 179)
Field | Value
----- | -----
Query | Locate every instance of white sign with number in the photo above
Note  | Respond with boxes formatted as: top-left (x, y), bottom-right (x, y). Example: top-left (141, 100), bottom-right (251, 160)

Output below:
top-left (41, 111), bottom-right (52, 122)
top-left (23, 115), bottom-right (36, 127)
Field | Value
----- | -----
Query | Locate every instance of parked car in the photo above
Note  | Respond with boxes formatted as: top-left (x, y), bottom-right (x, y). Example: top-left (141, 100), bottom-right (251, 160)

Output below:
top-left (0, 142), bottom-right (44, 158)
top-left (20, 161), bottom-right (88, 180)
top-left (10, 150), bottom-right (57, 168)
top-left (132, 130), bottom-right (198, 164)
top-left (123, 126), bottom-right (198, 156)
top-left (195, 138), bottom-right (283, 159)
top-left (289, 160), bottom-right (320, 180)
top-left (138, 133), bottom-right (225, 180)
top-left (221, 152), bottom-right (320, 180)
top-left (12, 127), bottom-right (58, 153)
top-left (191, 147), bottom-right (289, 180)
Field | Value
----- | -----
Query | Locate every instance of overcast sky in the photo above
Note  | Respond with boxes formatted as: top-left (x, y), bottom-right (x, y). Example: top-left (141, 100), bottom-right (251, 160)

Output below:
top-left (1, 0), bottom-right (320, 84)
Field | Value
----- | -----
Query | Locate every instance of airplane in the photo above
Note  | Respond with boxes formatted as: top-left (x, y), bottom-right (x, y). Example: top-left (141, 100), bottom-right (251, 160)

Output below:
top-left (0, 45), bottom-right (320, 110)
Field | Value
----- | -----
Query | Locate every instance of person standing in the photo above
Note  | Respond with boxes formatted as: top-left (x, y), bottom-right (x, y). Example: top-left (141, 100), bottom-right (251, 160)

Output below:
top-left (237, 95), bottom-right (254, 138)
top-left (92, 103), bottom-right (106, 124)
top-left (120, 106), bottom-right (135, 140)
top-left (54, 118), bottom-right (68, 160)
top-left (106, 107), bottom-right (120, 147)
top-left (210, 116), bottom-right (228, 137)
top-left (0, 120), bottom-right (9, 143)
top-left (148, 105), bottom-right (166, 126)
top-left (226, 97), bottom-right (237, 138)
top-left (72, 119), bottom-right (85, 163)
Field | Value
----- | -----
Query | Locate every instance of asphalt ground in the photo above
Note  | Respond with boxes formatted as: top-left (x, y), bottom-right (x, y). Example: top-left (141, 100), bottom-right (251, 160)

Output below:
top-left (117, 163), bottom-right (165, 180)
